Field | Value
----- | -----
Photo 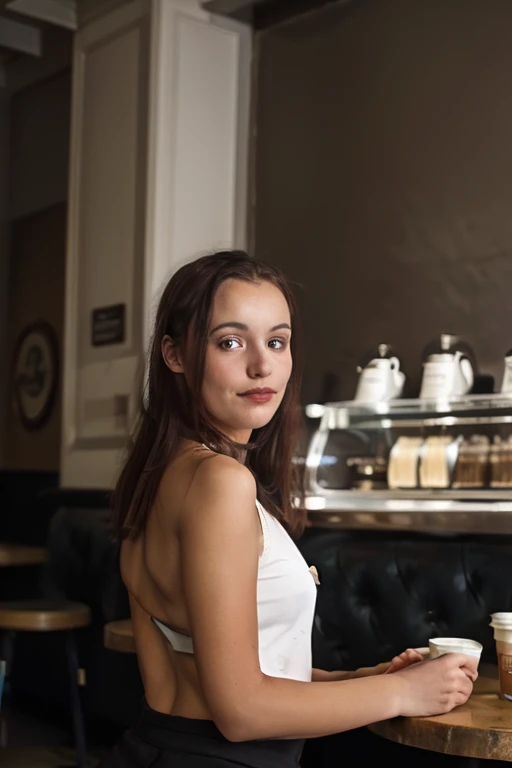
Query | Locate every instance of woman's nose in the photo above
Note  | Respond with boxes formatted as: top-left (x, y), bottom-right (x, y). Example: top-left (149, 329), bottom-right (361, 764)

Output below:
top-left (247, 348), bottom-right (272, 379)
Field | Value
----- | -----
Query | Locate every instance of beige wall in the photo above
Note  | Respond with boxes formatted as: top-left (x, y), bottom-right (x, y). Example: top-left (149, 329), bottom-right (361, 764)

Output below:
top-left (4, 203), bottom-right (66, 471)
top-left (10, 71), bottom-right (71, 220)
top-left (0, 91), bottom-right (10, 466)
top-left (1, 70), bottom-right (71, 471)
top-left (253, 0), bottom-right (512, 403)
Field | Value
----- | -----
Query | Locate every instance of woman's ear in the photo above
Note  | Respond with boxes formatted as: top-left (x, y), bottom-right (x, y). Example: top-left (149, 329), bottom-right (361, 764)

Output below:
top-left (162, 335), bottom-right (184, 373)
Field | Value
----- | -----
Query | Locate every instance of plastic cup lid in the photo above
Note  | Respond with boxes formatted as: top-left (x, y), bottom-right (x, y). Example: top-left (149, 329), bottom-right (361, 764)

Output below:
top-left (490, 612), bottom-right (512, 628)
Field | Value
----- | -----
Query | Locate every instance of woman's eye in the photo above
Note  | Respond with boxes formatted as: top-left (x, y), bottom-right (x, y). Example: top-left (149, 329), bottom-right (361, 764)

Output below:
top-left (220, 338), bottom-right (242, 350)
top-left (268, 338), bottom-right (287, 350)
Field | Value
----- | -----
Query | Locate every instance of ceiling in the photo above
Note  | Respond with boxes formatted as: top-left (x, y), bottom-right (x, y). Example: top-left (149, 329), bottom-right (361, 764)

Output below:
top-left (0, 0), bottom-right (75, 73)
top-left (202, 0), bottom-right (344, 27)
top-left (0, 0), bottom-right (342, 76)
top-left (0, 3), bottom-right (43, 69)
top-left (0, 6), bottom-right (72, 92)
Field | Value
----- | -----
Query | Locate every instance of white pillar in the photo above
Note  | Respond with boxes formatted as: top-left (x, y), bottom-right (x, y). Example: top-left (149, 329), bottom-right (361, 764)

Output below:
top-left (60, 0), bottom-right (251, 488)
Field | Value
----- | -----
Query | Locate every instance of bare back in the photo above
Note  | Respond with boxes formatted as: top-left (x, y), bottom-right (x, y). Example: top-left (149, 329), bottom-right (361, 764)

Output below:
top-left (121, 441), bottom-right (220, 718)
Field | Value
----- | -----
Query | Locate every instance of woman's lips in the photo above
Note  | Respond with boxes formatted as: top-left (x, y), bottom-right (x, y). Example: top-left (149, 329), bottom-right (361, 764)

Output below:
top-left (238, 388), bottom-right (276, 404)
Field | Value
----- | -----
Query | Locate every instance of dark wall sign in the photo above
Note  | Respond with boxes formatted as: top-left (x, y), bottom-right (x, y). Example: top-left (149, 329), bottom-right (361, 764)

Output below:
top-left (92, 304), bottom-right (126, 347)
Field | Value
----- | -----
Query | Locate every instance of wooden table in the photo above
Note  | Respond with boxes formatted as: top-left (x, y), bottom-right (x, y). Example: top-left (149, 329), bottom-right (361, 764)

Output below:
top-left (369, 665), bottom-right (512, 762)
top-left (0, 542), bottom-right (48, 567)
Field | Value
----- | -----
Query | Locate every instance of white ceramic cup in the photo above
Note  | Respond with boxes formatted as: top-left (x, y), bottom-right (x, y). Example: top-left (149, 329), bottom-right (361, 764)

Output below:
top-left (429, 637), bottom-right (483, 663)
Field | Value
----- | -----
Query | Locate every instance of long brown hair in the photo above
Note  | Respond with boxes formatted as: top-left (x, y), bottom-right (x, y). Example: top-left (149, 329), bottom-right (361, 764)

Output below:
top-left (112, 250), bottom-right (305, 541)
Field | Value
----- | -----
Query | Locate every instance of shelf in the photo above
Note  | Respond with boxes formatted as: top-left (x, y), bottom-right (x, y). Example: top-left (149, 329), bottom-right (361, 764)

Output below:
top-left (304, 492), bottom-right (512, 534)
top-left (306, 393), bottom-right (512, 430)
top-left (305, 490), bottom-right (512, 510)
top-left (303, 395), bottom-right (512, 532)
top-left (308, 488), bottom-right (512, 502)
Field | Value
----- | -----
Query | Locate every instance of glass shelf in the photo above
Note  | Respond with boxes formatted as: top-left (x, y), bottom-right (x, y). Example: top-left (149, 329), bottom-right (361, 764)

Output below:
top-left (305, 488), bottom-right (512, 507)
top-left (306, 394), bottom-right (512, 430)
top-left (302, 393), bottom-right (512, 509)
top-left (304, 493), bottom-right (512, 534)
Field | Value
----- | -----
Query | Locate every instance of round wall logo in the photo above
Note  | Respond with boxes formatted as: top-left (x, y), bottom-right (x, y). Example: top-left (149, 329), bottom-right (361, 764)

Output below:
top-left (13, 321), bottom-right (59, 430)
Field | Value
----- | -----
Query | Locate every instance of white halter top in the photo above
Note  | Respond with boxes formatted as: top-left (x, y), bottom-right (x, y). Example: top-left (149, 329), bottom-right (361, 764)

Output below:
top-left (153, 499), bottom-right (318, 682)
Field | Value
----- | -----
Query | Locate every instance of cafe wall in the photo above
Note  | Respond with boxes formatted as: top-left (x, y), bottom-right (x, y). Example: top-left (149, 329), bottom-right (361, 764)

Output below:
top-left (4, 204), bottom-right (67, 471)
top-left (2, 72), bottom-right (71, 471)
top-left (0, 91), bottom-right (9, 467)
top-left (252, 0), bottom-right (512, 403)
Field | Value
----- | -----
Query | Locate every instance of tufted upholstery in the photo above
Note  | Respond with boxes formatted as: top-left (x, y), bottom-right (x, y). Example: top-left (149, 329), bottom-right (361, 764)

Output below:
top-left (42, 506), bottom-right (128, 623)
top-left (299, 529), bottom-right (512, 672)
top-left (298, 528), bottom-right (512, 768)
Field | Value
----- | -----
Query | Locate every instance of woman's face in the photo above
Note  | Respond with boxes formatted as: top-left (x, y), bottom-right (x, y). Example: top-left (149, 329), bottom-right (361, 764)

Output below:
top-left (201, 278), bottom-right (293, 443)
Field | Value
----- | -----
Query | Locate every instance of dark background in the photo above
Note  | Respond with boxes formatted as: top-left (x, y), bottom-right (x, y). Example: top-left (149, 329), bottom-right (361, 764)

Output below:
top-left (252, 0), bottom-right (512, 403)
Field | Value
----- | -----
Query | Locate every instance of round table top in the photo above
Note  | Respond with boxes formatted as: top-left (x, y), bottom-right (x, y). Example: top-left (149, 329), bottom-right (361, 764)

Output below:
top-left (369, 665), bottom-right (512, 761)
top-left (0, 542), bottom-right (48, 567)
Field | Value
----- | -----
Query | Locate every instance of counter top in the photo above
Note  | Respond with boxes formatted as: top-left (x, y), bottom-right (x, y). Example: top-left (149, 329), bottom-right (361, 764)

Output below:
top-left (305, 492), bottom-right (512, 533)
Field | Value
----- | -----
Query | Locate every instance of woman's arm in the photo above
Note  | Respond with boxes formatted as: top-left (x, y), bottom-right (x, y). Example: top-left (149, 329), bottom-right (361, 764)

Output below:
top-left (312, 649), bottom-right (425, 682)
top-left (180, 455), bottom-right (476, 743)
top-left (312, 668), bottom-right (360, 681)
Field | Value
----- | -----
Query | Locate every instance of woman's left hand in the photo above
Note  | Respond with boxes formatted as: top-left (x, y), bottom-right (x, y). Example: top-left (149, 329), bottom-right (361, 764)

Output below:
top-left (316, 648), bottom-right (426, 682)
top-left (381, 648), bottom-right (425, 674)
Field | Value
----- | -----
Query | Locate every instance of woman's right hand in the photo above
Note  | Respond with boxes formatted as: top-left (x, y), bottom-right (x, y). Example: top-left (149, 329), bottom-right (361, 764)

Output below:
top-left (393, 653), bottom-right (478, 717)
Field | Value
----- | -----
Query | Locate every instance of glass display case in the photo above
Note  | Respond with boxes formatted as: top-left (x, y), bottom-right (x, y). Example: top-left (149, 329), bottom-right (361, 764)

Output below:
top-left (302, 394), bottom-right (512, 533)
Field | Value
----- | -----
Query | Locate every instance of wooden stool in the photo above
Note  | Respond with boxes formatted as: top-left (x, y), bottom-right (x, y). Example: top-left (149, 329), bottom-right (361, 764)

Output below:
top-left (0, 599), bottom-right (91, 767)
top-left (104, 619), bottom-right (136, 654)
top-left (0, 543), bottom-right (48, 568)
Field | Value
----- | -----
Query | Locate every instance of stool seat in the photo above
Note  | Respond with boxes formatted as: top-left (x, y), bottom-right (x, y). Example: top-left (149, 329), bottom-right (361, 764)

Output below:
top-left (0, 600), bottom-right (91, 631)
top-left (0, 543), bottom-right (48, 567)
top-left (104, 619), bottom-right (136, 653)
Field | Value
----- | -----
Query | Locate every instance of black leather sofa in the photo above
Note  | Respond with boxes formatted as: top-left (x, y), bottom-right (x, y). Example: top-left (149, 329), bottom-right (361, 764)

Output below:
top-left (6, 504), bottom-right (512, 765)
top-left (301, 527), bottom-right (510, 672)
top-left (299, 527), bottom-right (512, 767)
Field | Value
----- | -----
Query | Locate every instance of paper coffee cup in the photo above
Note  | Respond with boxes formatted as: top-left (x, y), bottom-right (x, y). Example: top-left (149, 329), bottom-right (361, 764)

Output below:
top-left (429, 637), bottom-right (483, 662)
top-left (490, 613), bottom-right (512, 701)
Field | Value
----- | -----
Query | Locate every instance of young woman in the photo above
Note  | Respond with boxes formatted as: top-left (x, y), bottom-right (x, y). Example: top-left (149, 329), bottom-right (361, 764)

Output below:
top-left (104, 251), bottom-right (477, 768)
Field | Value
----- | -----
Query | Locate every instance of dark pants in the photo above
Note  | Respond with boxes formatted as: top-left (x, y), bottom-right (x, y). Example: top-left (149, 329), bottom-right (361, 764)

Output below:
top-left (100, 700), bottom-right (304, 768)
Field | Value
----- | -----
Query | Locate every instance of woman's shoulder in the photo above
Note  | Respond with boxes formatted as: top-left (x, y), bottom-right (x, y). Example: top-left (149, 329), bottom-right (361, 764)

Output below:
top-left (177, 451), bottom-right (257, 531)
top-left (159, 444), bottom-right (257, 529)
top-left (190, 451), bottom-right (256, 499)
